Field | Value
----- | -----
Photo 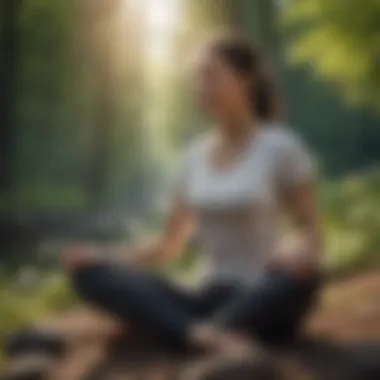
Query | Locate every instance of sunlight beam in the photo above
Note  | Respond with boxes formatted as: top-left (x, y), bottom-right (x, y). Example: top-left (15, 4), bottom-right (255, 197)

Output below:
top-left (146, 0), bottom-right (178, 61)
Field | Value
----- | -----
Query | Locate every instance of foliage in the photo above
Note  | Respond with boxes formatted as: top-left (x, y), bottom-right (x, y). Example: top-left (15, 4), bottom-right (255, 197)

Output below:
top-left (0, 184), bottom-right (88, 215)
top-left (0, 273), bottom-right (76, 355)
top-left (282, 0), bottom-right (380, 110)
top-left (323, 168), bottom-right (380, 271)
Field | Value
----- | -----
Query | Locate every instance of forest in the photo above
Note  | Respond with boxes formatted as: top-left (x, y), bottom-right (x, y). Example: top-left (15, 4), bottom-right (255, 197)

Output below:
top-left (1, 0), bottom-right (380, 361)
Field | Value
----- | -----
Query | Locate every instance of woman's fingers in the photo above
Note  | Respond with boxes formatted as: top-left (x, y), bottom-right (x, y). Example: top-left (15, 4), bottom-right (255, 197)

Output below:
top-left (267, 251), bottom-right (317, 280)
top-left (60, 245), bottom-right (100, 270)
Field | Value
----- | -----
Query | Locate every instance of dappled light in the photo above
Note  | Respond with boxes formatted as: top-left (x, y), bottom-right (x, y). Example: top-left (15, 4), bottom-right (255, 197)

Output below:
top-left (1, 1), bottom-right (380, 379)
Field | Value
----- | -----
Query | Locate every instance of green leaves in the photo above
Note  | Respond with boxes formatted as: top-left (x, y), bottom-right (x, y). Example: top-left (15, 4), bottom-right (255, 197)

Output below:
top-left (0, 273), bottom-right (76, 358)
top-left (323, 168), bottom-right (380, 271)
top-left (282, 0), bottom-right (380, 110)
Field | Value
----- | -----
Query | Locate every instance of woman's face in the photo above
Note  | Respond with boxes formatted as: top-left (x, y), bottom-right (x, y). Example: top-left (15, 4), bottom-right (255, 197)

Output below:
top-left (193, 51), bottom-right (250, 120)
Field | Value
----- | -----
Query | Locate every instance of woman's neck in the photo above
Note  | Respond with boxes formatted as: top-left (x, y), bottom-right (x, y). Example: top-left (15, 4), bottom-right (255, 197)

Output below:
top-left (218, 110), bottom-right (257, 145)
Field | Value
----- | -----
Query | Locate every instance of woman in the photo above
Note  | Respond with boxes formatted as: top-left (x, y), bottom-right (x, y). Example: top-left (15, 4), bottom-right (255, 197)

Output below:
top-left (63, 33), bottom-right (322, 356)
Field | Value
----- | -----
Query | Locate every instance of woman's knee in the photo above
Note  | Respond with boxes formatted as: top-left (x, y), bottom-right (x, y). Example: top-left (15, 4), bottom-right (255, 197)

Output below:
top-left (70, 264), bottom-right (112, 302)
top-left (70, 264), bottom-right (140, 304)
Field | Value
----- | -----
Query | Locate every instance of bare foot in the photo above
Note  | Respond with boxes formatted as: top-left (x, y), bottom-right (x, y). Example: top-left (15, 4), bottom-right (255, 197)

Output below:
top-left (34, 308), bottom-right (122, 346)
top-left (188, 323), bottom-right (258, 358)
top-left (214, 333), bottom-right (257, 358)
top-left (47, 344), bottom-right (108, 380)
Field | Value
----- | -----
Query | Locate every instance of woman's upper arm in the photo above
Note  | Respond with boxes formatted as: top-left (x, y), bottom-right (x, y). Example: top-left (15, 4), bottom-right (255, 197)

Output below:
top-left (284, 179), bottom-right (319, 229)
top-left (274, 130), bottom-right (323, 257)
top-left (274, 130), bottom-right (319, 224)
top-left (160, 145), bottom-right (197, 258)
top-left (160, 195), bottom-right (195, 258)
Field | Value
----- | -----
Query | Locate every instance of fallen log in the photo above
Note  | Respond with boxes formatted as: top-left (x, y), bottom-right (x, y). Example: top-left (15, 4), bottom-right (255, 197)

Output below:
top-left (2, 311), bottom-right (380, 380)
top-left (93, 337), bottom-right (380, 380)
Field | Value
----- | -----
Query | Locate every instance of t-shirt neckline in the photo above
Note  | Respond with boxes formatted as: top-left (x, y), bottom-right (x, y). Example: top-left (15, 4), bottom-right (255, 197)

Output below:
top-left (204, 125), bottom-right (265, 174)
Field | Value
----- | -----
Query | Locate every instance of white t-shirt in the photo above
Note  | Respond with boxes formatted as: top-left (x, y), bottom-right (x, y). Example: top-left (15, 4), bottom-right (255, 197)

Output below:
top-left (176, 123), bottom-right (316, 284)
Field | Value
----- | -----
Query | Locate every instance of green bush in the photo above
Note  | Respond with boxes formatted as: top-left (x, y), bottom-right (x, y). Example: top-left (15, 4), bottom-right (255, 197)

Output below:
top-left (323, 168), bottom-right (380, 272)
top-left (0, 273), bottom-right (77, 356)
top-left (0, 183), bottom-right (88, 214)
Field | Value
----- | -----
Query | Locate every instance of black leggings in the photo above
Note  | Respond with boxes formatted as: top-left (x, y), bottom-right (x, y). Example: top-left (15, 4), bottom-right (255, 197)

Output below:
top-left (71, 264), bottom-right (319, 349)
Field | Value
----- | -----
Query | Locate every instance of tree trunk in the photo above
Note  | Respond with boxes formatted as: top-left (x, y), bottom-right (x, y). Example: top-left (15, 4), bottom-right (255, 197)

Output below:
top-left (0, 0), bottom-right (25, 267)
top-left (223, 0), bottom-right (245, 32)
top-left (0, 0), bottom-right (22, 191)
top-left (82, 0), bottom-right (121, 206)
top-left (87, 60), bottom-right (114, 206)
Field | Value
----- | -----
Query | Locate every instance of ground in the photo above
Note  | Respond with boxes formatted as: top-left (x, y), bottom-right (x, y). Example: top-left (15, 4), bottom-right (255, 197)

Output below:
top-left (308, 269), bottom-right (380, 341)
top-left (98, 270), bottom-right (380, 380)
top-left (3, 270), bottom-right (380, 380)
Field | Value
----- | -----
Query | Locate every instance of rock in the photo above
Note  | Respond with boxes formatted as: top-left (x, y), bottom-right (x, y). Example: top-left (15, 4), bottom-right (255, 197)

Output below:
top-left (181, 356), bottom-right (282, 380)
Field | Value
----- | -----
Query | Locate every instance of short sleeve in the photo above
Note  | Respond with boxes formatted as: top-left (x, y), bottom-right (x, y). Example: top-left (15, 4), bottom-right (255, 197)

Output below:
top-left (273, 130), bottom-right (316, 190)
top-left (171, 135), bottom-right (205, 200)
top-left (173, 149), bottom-right (193, 197)
top-left (172, 134), bottom-right (210, 199)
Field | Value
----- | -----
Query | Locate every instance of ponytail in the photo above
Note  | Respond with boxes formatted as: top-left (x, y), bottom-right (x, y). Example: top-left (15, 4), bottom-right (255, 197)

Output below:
top-left (207, 33), bottom-right (281, 121)
top-left (253, 72), bottom-right (279, 120)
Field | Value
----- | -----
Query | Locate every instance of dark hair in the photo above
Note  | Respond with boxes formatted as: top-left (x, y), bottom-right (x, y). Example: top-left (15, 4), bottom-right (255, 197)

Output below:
top-left (206, 33), bottom-right (281, 121)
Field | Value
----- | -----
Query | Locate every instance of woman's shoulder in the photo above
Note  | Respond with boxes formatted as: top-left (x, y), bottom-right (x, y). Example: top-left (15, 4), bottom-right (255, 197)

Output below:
top-left (174, 133), bottom-right (213, 187)
top-left (183, 132), bottom-right (214, 161)
top-left (258, 122), bottom-right (309, 153)
top-left (258, 122), bottom-right (316, 179)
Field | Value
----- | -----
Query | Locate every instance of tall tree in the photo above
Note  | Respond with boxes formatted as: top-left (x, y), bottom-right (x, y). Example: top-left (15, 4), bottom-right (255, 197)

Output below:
top-left (0, 0), bottom-right (23, 191)
top-left (78, 0), bottom-right (149, 208)
top-left (79, 0), bottom-right (120, 205)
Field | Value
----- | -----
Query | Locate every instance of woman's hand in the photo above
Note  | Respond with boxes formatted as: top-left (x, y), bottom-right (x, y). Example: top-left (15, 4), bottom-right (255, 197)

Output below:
top-left (187, 323), bottom-right (255, 356)
top-left (61, 244), bottom-right (104, 270)
top-left (267, 249), bottom-right (319, 280)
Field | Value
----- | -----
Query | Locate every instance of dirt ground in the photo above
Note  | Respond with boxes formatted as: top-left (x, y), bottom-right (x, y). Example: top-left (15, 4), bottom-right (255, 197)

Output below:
top-left (3, 270), bottom-right (380, 380)
top-left (307, 270), bottom-right (380, 341)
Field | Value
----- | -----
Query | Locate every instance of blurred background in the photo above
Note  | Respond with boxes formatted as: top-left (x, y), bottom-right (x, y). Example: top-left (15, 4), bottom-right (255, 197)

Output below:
top-left (1, 0), bottom-right (380, 348)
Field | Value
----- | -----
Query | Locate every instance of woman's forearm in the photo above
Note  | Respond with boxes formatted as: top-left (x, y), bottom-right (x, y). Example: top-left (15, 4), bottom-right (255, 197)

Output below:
top-left (103, 239), bottom-right (168, 267)
top-left (297, 217), bottom-right (323, 267)
top-left (273, 197), bottom-right (323, 278)
top-left (290, 180), bottom-right (323, 267)
top-left (81, 201), bottom-right (193, 269)
top-left (128, 240), bottom-right (170, 267)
